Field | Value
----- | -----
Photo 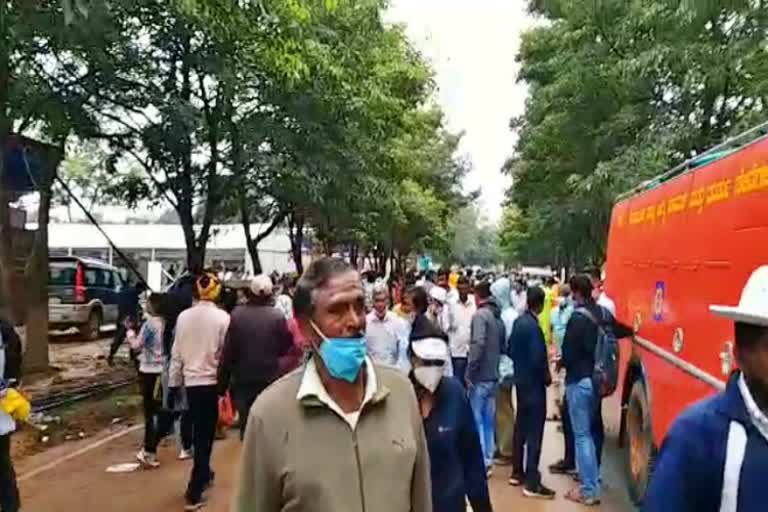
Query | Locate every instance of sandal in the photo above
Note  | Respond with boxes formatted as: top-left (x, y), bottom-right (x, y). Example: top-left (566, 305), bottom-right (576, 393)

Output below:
top-left (565, 487), bottom-right (601, 506)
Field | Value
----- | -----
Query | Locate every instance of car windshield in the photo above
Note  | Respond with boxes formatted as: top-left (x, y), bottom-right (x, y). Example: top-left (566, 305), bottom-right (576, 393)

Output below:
top-left (49, 262), bottom-right (76, 286)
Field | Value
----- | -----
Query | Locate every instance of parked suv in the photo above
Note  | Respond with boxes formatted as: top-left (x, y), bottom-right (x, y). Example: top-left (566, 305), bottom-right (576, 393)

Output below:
top-left (48, 256), bottom-right (124, 340)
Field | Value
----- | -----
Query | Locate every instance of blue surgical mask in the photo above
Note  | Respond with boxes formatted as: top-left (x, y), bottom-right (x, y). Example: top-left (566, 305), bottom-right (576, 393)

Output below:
top-left (310, 322), bottom-right (367, 383)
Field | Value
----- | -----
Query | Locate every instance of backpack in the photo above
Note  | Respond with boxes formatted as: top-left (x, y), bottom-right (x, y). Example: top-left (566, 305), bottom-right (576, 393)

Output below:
top-left (574, 306), bottom-right (619, 398)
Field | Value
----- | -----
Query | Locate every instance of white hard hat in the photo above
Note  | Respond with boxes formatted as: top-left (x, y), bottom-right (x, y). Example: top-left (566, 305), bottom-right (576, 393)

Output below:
top-left (710, 266), bottom-right (768, 327)
top-left (429, 286), bottom-right (447, 304)
top-left (411, 337), bottom-right (449, 362)
top-left (250, 274), bottom-right (273, 296)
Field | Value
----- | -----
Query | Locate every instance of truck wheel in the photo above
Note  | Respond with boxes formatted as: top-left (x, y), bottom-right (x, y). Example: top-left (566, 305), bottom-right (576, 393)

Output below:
top-left (80, 309), bottom-right (102, 341)
top-left (625, 380), bottom-right (655, 505)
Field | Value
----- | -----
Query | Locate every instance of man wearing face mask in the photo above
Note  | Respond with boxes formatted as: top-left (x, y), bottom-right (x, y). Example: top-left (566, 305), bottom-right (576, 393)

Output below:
top-left (408, 327), bottom-right (492, 512)
top-left (232, 258), bottom-right (432, 512)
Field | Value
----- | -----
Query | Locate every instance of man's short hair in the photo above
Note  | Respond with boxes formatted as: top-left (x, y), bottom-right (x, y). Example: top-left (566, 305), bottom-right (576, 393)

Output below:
top-left (527, 286), bottom-right (546, 310)
top-left (372, 282), bottom-right (389, 298)
top-left (570, 273), bottom-right (594, 299)
top-left (412, 286), bottom-right (430, 313)
top-left (457, 275), bottom-right (470, 286)
top-left (294, 258), bottom-right (354, 319)
top-left (475, 280), bottom-right (492, 299)
top-left (437, 267), bottom-right (450, 278)
top-left (586, 267), bottom-right (602, 281)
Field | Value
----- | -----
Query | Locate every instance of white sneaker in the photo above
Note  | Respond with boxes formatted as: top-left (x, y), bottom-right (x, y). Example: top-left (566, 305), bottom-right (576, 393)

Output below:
top-left (136, 449), bottom-right (160, 469)
top-left (178, 448), bottom-right (193, 461)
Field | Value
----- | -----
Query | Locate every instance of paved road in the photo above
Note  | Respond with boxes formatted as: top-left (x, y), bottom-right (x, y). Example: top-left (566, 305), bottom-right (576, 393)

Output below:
top-left (17, 408), bottom-right (637, 511)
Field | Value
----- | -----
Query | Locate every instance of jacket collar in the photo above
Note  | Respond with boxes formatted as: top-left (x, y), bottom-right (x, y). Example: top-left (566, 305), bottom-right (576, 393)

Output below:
top-left (297, 357), bottom-right (390, 410)
top-left (717, 372), bottom-right (751, 425)
top-left (737, 373), bottom-right (768, 442)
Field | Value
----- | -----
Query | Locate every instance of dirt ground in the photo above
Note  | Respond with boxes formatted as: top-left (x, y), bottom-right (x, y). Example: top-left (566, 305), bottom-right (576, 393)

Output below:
top-left (14, 336), bottom-right (637, 511)
top-left (15, 334), bottom-right (140, 460)
top-left (16, 405), bottom-right (637, 512)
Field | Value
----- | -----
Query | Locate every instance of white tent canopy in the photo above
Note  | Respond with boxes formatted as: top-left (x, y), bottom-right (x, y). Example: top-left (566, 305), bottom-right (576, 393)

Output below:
top-left (42, 223), bottom-right (290, 252)
top-left (37, 223), bottom-right (300, 276)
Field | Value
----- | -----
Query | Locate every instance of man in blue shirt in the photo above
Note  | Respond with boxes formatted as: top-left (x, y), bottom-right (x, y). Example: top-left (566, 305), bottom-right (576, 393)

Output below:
top-left (507, 286), bottom-right (555, 499)
top-left (644, 266), bottom-right (768, 512)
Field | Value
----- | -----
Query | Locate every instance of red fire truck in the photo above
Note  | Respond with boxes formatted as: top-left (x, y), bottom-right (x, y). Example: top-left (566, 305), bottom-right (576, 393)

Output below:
top-left (604, 123), bottom-right (768, 503)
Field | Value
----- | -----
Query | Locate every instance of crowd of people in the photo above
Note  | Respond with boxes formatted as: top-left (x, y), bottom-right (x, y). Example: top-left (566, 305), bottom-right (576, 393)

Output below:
top-left (105, 258), bottom-right (632, 510)
top-left (16, 255), bottom-right (759, 512)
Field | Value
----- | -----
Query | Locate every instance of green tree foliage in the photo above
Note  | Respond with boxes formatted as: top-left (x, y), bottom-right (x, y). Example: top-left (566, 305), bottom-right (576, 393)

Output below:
top-left (505, 0), bottom-right (768, 268)
top-left (443, 206), bottom-right (499, 268)
top-left (0, 0), bottom-right (132, 369)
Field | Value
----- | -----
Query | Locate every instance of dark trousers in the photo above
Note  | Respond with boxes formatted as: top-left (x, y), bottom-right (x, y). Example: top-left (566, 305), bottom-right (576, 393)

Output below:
top-left (562, 393), bottom-right (604, 467)
top-left (176, 411), bottom-right (194, 452)
top-left (140, 373), bottom-right (194, 453)
top-left (512, 385), bottom-right (547, 488)
top-left (108, 320), bottom-right (127, 360)
top-left (185, 385), bottom-right (219, 502)
top-left (0, 435), bottom-right (19, 512)
top-left (233, 382), bottom-right (268, 440)
top-left (140, 372), bottom-right (164, 452)
top-left (452, 357), bottom-right (468, 388)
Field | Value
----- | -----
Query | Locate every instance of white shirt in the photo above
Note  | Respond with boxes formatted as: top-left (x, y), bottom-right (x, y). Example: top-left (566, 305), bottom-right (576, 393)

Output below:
top-left (169, 301), bottom-right (230, 388)
top-left (365, 311), bottom-right (409, 372)
top-left (448, 298), bottom-right (476, 358)
top-left (598, 292), bottom-right (616, 316)
top-left (739, 373), bottom-right (768, 443)
top-left (296, 357), bottom-right (378, 430)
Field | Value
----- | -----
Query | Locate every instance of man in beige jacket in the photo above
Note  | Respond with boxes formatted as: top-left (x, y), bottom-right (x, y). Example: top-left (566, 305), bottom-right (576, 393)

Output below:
top-left (232, 258), bottom-right (432, 512)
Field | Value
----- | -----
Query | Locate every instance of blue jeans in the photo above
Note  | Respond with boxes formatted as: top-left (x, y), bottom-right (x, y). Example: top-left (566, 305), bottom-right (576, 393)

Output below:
top-left (566, 378), bottom-right (600, 499)
top-left (469, 381), bottom-right (497, 468)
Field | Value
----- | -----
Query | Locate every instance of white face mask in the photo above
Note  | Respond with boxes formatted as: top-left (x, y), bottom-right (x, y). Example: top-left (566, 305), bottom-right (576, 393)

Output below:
top-left (414, 366), bottom-right (443, 393)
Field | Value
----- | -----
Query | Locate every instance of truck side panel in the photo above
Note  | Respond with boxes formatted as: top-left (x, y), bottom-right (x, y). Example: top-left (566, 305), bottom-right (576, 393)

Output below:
top-left (605, 136), bottom-right (768, 446)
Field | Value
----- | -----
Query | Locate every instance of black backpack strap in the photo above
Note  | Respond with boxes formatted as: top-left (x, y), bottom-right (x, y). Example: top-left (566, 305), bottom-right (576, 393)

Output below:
top-left (574, 307), bottom-right (599, 326)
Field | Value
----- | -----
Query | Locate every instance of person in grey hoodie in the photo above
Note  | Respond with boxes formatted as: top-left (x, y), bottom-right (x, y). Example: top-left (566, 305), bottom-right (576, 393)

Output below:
top-left (467, 280), bottom-right (505, 473)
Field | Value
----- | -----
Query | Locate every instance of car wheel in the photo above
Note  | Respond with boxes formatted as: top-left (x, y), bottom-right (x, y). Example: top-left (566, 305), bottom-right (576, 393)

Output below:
top-left (81, 309), bottom-right (102, 341)
top-left (625, 380), bottom-right (656, 505)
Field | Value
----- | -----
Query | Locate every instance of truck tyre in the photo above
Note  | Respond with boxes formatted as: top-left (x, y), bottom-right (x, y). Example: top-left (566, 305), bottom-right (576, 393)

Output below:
top-left (625, 380), bottom-right (656, 505)
top-left (80, 309), bottom-right (102, 341)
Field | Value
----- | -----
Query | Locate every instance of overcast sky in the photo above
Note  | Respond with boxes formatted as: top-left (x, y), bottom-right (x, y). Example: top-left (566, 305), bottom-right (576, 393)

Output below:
top-left (386, 0), bottom-right (536, 223)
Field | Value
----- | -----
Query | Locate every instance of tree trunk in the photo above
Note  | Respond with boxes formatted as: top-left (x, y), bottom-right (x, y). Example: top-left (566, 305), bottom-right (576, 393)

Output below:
top-left (379, 255), bottom-right (387, 275)
top-left (288, 212), bottom-right (305, 275)
top-left (349, 243), bottom-right (359, 269)
top-left (0, 0), bottom-right (13, 321)
top-left (370, 245), bottom-right (379, 273)
top-left (23, 142), bottom-right (62, 372)
top-left (239, 193), bottom-right (262, 275)
top-left (243, 224), bottom-right (262, 275)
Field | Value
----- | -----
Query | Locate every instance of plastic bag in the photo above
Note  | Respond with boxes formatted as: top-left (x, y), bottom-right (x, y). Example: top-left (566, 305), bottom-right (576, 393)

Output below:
top-left (1, 388), bottom-right (30, 422)
top-left (218, 392), bottom-right (235, 428)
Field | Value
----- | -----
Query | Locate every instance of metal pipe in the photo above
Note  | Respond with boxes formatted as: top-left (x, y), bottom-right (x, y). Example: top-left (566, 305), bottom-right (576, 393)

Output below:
top-left (617, 120), bottom-right (768, 201)
top-left (633, 335), bottom-right (726, 392)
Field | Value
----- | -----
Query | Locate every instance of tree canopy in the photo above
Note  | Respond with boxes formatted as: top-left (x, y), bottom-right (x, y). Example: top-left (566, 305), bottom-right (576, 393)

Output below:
top-left (503, 0), bottom-right (768, 268)
top-left (2, 0), bottom-right (469, 277)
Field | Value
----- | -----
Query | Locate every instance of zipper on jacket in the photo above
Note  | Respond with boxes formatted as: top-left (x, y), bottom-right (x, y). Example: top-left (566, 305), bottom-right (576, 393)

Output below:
top-left (352, 430), bottom-right (367, 512)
